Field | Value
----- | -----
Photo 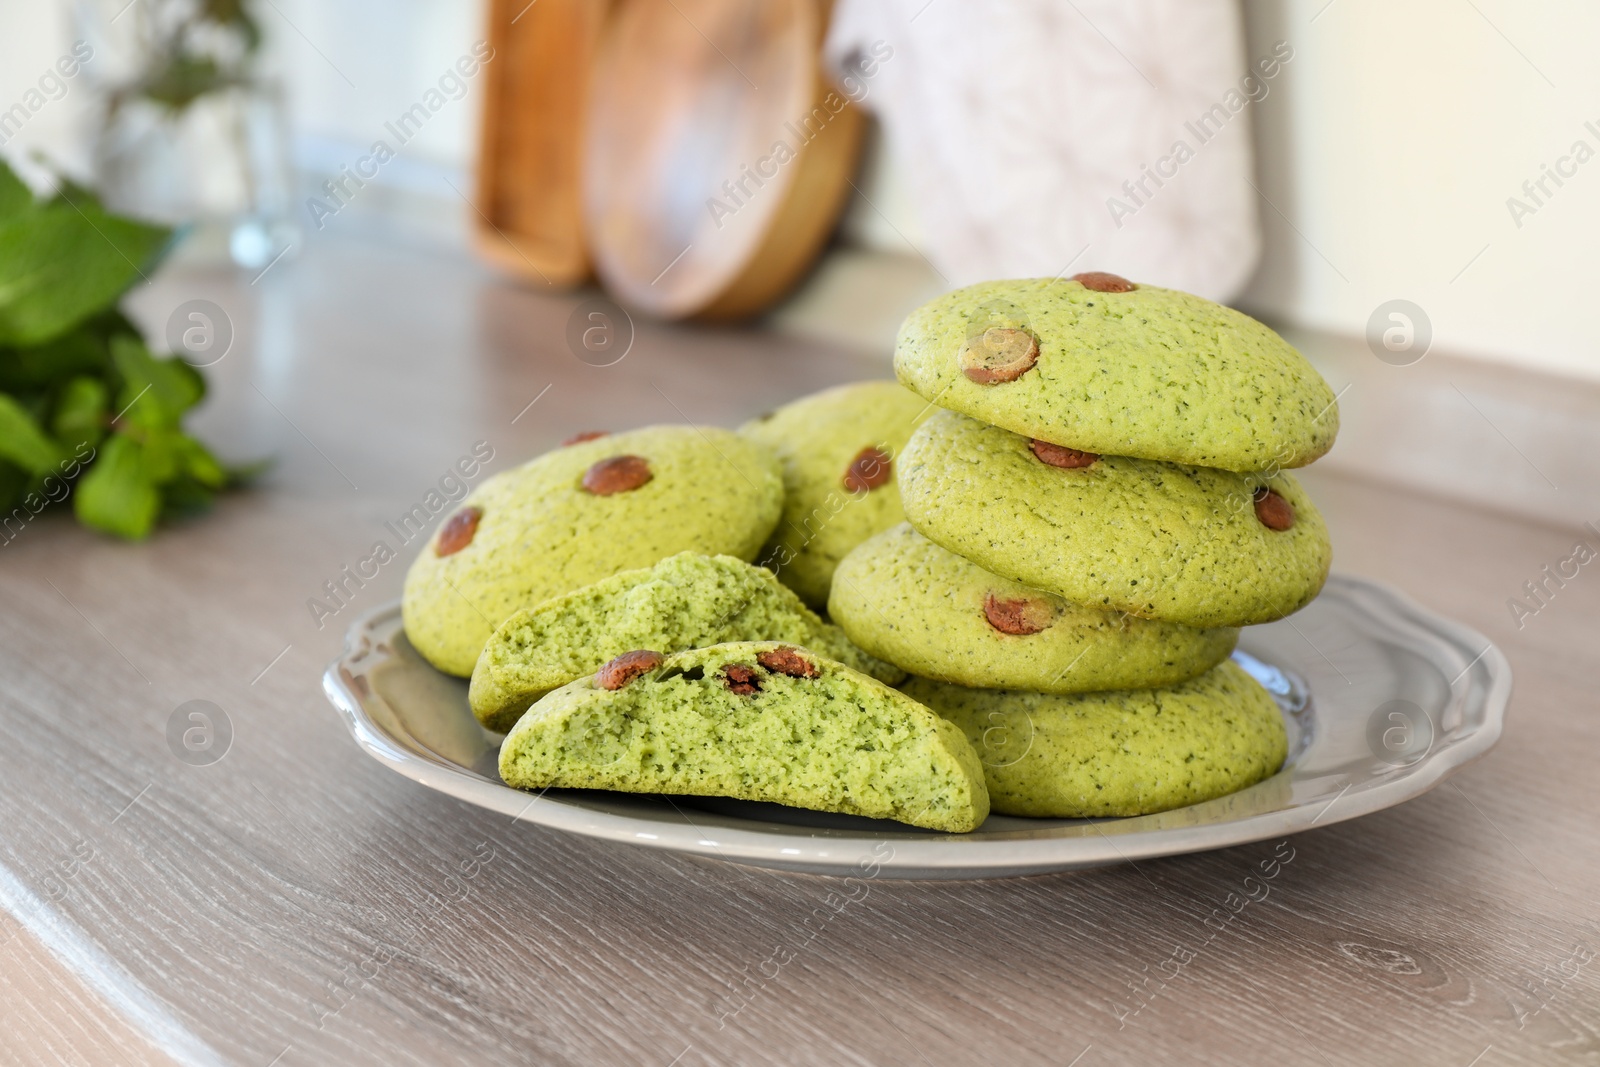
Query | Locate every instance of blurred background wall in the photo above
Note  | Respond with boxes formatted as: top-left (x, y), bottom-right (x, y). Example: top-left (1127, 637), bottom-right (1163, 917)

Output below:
top-left (3, 0), bottom-right (1596, 379)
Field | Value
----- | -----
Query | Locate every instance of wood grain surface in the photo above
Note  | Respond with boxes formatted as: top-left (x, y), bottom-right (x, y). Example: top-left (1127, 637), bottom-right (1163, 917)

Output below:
top-left (473, 0), bottom-right (610, 288)
top-left (0, 236), bottom-right (1596, 1067)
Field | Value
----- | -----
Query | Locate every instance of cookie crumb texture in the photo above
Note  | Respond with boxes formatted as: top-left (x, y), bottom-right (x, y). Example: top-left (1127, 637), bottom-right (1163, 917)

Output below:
top-left (469, 553), bottom-right (903, 732)
top-left (904, 659), bottom-right (1287, 818)
top-left (498, 642), bottom-right (990, 833)
top-left (899, 411), bottom-right (1332, 628)
top-left (894, 277), bottom-right (1339, 472)
top-left (739, 381), bottom-right (934, 610)
top-left (403, 426), bottom-right (783, 677)
top-left (831, 524), bottom-right (1237, 693)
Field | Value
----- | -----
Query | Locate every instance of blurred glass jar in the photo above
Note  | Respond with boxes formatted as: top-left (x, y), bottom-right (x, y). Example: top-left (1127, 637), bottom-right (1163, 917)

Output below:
top-left (75, 0), bottom-right (297, 269)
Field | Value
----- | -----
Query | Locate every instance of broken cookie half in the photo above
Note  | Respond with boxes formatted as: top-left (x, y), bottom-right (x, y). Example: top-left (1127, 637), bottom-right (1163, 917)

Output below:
top-left (497, 641), bottom-right (990, 833)
top-left (468, 553), bottom-right (903, 733)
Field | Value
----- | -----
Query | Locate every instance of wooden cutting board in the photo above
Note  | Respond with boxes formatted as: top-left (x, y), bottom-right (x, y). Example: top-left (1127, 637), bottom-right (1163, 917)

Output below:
top-left (473, 0), bottom-right (610, 288)
top-left (582, 0), bottom-right (864, 320)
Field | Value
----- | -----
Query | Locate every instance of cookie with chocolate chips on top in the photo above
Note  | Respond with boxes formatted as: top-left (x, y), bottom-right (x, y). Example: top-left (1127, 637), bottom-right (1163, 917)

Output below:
top-left (894, 274), bottom-right (1340, 472)
top-left (830, 524), bottom-right (1238, 693)
top-left (739, 380), bottom-right (934, 609)
top-left (402, 425), bottom-right (783, 676)
top-left (898, 410), bottom-right (1332, 628)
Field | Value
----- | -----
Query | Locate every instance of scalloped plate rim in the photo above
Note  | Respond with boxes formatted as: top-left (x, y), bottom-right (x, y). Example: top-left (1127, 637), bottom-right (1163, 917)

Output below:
top-left (322, 573), bottom-right (1510, 879)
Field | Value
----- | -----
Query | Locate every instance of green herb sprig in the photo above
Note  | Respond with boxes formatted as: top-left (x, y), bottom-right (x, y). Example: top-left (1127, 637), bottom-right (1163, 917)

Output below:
top-left (0, 159), bottom-right (248, 541)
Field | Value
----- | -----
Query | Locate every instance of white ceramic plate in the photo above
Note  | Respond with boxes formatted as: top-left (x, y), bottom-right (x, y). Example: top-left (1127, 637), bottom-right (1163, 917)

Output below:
top-left (323, 575), bottom-right (1509, 879)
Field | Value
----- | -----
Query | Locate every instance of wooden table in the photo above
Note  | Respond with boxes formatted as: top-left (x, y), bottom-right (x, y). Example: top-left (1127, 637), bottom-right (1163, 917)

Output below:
top-left (2, 236), bottom-right (1595, 1067)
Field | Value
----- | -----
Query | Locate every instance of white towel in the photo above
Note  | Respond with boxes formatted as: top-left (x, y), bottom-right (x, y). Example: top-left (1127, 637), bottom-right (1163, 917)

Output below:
top-left (825, 0), bottom-right (1265, 302)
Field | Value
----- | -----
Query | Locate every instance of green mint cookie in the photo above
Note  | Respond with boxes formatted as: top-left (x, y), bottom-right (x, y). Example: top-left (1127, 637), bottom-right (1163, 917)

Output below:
top-left (403, 426), bottom-right (782, 676)
top-left (898, 411), bottom-right (1331, 628)
top-left (499, 642), bottom-right (990, 832)
top-left (830, 524), bottom-right (1237, 693)
top-left (905, 659), bottom-right (1287, 818)
top-left (894, 275), bottom-right (1338, 472)
top-left (470, 552), bottom-right (903, 731)
top-left (739, 380), bottom-right (933, 609)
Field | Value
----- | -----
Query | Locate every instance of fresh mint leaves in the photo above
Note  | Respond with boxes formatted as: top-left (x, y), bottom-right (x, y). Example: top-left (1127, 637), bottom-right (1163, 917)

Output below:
top-left (0, 158), bottom-right (241, 542)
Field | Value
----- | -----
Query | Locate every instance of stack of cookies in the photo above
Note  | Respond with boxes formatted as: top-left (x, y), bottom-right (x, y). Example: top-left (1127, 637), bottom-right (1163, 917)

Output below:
top-left (827, 272), bottom-right (1338, 818)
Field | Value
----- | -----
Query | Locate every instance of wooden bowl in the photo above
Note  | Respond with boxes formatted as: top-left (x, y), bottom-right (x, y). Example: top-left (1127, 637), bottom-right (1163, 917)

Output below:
top-left (473, 0), bottom-right (611, 288)
top-left (582, 0), bottom-right (863, 320)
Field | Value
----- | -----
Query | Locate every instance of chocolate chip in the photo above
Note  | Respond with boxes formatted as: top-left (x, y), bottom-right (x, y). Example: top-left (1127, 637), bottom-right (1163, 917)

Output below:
top-left (1253, 487), bottom-right (1295, 531)
top-left (582, 455), bottom-right (652, 495)
top-left (843, 446), bottom-right (893, 492)
top-left (434, 506), bottom-right (482, 557)
top-left (1072, 271), bottom-right (1136, 293)
top-left (1029, 439), bottom-right (1099, 469)
top-left (756, 647), bottom-right (818, 678)
top-left (563, 430), bottom-right (609, 446)
top-left (983, 593), bottom-right (1056, 635)
top-left (721, 664), bottom-right (763, 695)
top-left (595, 649), bottom-right (663, 690)
top-left (958, 327), bottom-right (1039, 384)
